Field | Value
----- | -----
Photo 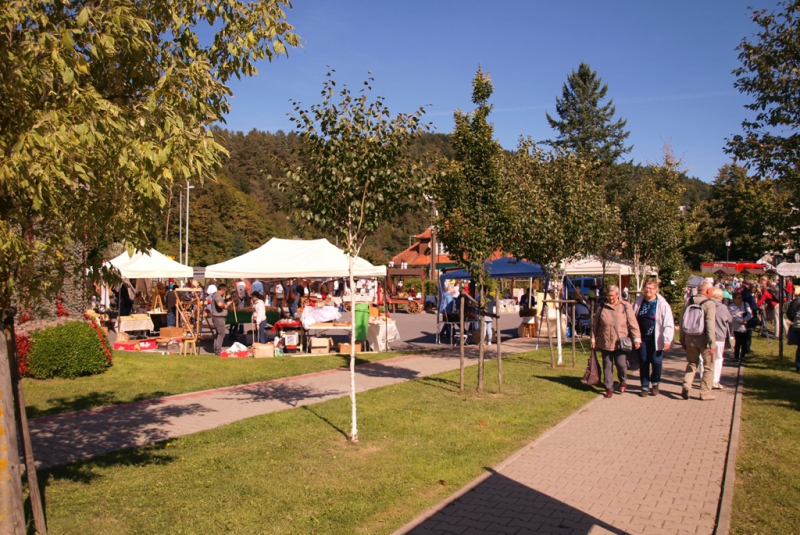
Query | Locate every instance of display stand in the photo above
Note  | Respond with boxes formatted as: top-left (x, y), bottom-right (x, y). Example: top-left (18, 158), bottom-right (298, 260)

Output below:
top-left (175, 288), bottom-right (202, 354)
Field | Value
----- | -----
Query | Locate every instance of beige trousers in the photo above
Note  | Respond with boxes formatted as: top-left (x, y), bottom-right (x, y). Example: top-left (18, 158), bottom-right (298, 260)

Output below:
top-left (684, 345), bottom-right (715, 397)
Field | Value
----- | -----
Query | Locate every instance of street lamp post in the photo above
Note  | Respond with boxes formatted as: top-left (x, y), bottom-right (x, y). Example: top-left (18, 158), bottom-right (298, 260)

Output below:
top-left (725, 238), bottom-right (731, 263)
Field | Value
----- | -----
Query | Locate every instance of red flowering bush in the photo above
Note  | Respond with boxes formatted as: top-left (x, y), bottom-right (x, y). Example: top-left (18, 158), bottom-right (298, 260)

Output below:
top-left (15, 334), bottom-right (31, 376)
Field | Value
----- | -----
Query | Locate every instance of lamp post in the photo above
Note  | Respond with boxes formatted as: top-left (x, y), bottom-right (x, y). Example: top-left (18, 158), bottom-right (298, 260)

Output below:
top-left (725, 238), bottom-right (731, 263)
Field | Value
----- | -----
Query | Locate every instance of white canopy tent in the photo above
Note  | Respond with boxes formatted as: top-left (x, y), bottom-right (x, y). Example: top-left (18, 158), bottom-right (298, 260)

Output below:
top-left (107, 249), bottom-right (193, 279)
top-left (205, 238), bottom-right (387, 279)
top-left (561, 256), bottom-right (657, 290)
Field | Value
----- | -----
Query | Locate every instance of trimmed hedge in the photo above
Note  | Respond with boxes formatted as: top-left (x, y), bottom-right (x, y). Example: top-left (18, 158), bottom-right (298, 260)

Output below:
top-left (27, 321), bottom-right (112, 379)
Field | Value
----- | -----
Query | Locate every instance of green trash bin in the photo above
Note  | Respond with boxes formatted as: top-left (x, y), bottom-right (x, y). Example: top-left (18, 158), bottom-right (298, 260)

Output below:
top-left (354, 303), bottom-right (369, 341)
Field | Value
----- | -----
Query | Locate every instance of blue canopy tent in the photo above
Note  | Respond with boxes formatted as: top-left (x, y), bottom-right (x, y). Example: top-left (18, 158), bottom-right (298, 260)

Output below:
top-left (436, 257), bottom-right (548, 345)
top-left (439, 256), bottom-right (547, 283)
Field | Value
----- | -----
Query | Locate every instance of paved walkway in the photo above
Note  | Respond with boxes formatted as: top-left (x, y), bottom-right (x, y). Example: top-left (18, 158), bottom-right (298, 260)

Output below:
top-left (398, 349), bottom-right (739, 535)
top-left (30, 340), bottom-right (534, 469)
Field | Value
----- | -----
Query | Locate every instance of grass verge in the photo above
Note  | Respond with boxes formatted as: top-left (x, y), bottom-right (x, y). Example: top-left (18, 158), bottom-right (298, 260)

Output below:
top-left (23, 350), bottom-right (408, 418)
top-left (731, 336), bottom-right (800, 534)
top-left (36, 349), bottom-right (597, 534)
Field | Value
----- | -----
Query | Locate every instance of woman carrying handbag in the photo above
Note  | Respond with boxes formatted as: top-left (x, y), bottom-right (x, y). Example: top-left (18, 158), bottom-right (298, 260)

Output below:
top-left (591, 285), bottom-right (642, 398)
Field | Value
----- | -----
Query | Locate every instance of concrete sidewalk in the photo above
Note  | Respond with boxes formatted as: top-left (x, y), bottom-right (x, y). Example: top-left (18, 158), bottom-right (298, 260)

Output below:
top-left (30, 341), bottom-right (536, 469)
top-left (397, 349), bottom-right (740, 535)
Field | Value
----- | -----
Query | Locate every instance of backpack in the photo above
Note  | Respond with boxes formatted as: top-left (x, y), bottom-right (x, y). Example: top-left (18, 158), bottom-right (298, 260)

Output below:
top-left (682, 298), bottom-right (712, 335)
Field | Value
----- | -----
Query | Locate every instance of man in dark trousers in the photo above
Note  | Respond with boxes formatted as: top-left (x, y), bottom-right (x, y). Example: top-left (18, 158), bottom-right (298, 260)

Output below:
top-left (211, 283), bottom-right (230, 356)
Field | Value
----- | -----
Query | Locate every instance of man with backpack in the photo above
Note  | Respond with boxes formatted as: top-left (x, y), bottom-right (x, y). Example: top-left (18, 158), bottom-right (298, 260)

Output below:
top-left (680, 281), bottom-right (717, 400)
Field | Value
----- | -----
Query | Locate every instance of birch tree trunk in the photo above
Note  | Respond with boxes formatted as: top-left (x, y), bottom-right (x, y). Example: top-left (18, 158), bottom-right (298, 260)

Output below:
top-left (477, 281), bottom-right (485, 393)
top-left (554, 277), bottom-right (563, 365)
top-left (348, 254), bottom-right (358, 443)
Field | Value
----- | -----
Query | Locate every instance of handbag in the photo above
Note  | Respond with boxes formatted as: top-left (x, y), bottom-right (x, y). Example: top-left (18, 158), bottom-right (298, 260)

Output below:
top-left (581, 348), bottom-right (602, 386)
top-left (608, 303), bottom-right (634, 352)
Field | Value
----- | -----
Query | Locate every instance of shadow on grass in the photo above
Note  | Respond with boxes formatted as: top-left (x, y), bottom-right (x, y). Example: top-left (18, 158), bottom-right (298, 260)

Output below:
top-left (302, 406), bottom-right (348, 439)
top-left (409, 468), bottom-right (631, 535)
top-left (26, 441), bottom-right (177, 534)
top-left (534, 375), bottom-right (598, 392)
top-left (418, 376), bottom-right (461, 392)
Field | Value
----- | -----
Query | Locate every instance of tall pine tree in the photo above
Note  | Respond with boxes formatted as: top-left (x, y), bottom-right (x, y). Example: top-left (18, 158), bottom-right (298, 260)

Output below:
top-left (546, 62), bottom-right (632, 165)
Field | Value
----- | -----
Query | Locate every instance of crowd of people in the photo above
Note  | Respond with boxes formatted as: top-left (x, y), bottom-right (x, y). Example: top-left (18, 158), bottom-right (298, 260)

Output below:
top-left (588, 273), bottom-right (799, 400)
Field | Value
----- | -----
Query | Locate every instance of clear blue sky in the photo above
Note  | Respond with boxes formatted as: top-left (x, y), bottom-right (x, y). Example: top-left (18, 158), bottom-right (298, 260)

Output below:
top-left (222, 0), bottom-right (768, 183)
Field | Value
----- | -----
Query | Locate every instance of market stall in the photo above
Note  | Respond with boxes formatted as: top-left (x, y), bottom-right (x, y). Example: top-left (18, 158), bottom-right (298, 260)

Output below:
top-left (206, 238), bottom-right (392, 354)
top-left (107, 248), bottom-right (194, 349)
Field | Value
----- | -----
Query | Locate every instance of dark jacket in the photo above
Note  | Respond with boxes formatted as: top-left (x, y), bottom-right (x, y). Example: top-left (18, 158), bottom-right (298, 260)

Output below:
top-left (786, 296), bottom-right (800, 330)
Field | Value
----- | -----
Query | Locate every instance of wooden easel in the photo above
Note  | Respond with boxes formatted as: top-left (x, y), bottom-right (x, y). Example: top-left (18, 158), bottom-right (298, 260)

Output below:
top-left (175, 288), bottom-right (202, 340)
top-left (150, 290), bottom-right (164, 313)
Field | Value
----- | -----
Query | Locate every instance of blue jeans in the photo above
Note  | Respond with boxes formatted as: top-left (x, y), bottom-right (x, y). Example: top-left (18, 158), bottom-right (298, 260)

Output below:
top-left (258, 320), bottom-right (268, 344)
top-left (167, 310), bottom-right (175, 327)
top-left (638, 337), bottom-right (663, 390)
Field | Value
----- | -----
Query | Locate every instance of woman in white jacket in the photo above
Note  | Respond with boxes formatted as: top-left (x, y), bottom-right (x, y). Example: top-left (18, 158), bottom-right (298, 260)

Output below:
top-left (633, 280), bottom-right (675, 397)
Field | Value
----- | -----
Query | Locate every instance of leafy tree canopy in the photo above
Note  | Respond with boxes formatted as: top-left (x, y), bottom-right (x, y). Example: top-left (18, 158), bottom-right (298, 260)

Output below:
top-left (546, 62), bottom-right (631, 165)
top-left (726, 1), bottom-right (800, 189)
top-left (0, 0), bottom-right (298, 307)
top-left (684, 163), bottom-right (789, 268)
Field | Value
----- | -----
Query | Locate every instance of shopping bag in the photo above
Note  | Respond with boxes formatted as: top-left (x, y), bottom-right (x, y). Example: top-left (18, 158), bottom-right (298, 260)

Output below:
top-left (626, 350), bottom-right (640, 371)
top-left (581, 349), bottom-right (602, 386)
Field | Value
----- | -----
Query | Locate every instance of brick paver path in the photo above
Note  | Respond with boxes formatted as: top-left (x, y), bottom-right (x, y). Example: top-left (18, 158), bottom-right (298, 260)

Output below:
top-left (30, 341), bottom-right (533, 469)
top-left (402, 349), bottom-right (738, 535)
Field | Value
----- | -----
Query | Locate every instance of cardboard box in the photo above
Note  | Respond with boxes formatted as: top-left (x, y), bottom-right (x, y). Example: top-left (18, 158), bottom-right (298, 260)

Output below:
top-left (253, 343), bottom-right (274, 358)
top-left (338, 342), bottom-right (362, 354)
top-left (309, 337), bottom-right (332, 349)
top-left (310, 347), bottom-right (330, 354)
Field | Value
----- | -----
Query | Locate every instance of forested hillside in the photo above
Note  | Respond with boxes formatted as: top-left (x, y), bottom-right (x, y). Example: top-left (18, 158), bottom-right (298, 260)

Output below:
top-left (154, 129), bottom-right (708, 267)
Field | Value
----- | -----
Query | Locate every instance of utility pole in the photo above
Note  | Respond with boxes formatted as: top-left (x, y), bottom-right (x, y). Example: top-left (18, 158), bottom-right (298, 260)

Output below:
top-left (185, 182), bottom-right (194, 266)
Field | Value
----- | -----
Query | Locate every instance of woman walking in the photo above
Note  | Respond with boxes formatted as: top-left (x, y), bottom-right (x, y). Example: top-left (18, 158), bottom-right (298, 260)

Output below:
top-left (592, 285), bottom-right (642, 398)
top-left (712, 287), bottom-right (733, 390)
top-left (633, 279), bottom-right (675, 397)
top-left (728, 291), bottom-right (753, 362)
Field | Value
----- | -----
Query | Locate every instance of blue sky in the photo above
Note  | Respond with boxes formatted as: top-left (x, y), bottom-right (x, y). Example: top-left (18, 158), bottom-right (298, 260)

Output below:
top-left (222, 0), bottom-right (768, 183)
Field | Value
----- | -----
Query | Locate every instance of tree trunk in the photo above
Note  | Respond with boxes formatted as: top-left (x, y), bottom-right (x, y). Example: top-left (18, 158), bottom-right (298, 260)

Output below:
top-left (555, 278), bottom-right (563, 365)
top-left (164, 189), bottom-right (173, 242)
top-left (348, 255), bottom-right (358, 443)
top-left (459, 295), bottom-right (465, 393)
top-left (477, 282), bottom-right (485, 393)
top-left (0, 331), bottom-right (25, 535)
top-left (495, 286), bottom-right (502, 393)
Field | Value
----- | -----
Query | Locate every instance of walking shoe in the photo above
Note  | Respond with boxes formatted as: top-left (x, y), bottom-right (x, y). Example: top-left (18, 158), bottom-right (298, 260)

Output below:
top-left (651, 385), bottom-right (659, 396)
top-left (604, 389), bottom-right (614, 398)
top-left (639, 389), bottom-right (649, 398)
top-left (712, 383), bottom-right (724, 390)
top-left (700, 395), bottom-right (717, 401)
top-left (681, 387), bottom-right (690, 400)
top-left (619, 383), bottom-right (627, 394)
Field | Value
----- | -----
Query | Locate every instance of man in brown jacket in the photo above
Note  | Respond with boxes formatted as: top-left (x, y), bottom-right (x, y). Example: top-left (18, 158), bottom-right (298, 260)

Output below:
top-left (680, 280), bottom-right (717, 400)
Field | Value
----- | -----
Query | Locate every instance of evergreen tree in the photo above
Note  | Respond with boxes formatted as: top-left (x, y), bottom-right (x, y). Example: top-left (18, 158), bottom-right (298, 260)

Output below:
top-left (546, 62), bottom-right (632, 165)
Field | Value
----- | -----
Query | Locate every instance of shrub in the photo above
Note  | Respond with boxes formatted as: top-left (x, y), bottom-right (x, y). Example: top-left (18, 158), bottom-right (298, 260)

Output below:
top-left (27, 321), bottom-right (112, 379)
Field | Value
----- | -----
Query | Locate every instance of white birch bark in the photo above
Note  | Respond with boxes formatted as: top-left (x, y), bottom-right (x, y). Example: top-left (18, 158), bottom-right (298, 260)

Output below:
top-left (348, 253), bottom-right (358, 443)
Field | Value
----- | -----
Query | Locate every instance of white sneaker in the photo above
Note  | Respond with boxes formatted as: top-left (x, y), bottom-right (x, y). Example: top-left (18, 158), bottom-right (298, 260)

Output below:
top-left (487, 341), bottom-right (492, 346)
top-left (712, 383), bottom-right (724, 390)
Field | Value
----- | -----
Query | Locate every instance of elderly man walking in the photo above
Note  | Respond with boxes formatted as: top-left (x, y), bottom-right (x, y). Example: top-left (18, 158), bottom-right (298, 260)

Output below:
top-left (680, 280), bottom-right (717, 400)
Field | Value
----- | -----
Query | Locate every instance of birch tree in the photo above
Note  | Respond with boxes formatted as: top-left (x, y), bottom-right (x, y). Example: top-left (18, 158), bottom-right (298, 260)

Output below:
top-left (620, 148), bottom-right (685, 291)
top-left (283, 71), bottom-right (428, 442)
top-left (505, 139), bottom-right (612, 364)
top-left (431, 67), bottom-right (510, 393)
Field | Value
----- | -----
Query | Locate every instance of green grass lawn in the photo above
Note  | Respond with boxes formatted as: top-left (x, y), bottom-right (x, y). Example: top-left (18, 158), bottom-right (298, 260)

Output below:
top-left (23, 350), bottom-right (408, 419)
top-left (35, 349), bottom-right (597, 534)
top-left (731, 336), bottom-right (800, 535)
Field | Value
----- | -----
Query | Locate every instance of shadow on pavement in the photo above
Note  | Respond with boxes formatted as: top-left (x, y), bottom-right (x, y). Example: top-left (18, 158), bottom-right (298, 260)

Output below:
top-left (357, 362), bottom-right (421, 380)
top-left (409, 469), bottom-right (631, 535)
top-left (26, 390), bottom-right (171, 420)
top-left (220, 381), bottom-right (341, 407)
top-left (31, 400), bottom-right (207, 470)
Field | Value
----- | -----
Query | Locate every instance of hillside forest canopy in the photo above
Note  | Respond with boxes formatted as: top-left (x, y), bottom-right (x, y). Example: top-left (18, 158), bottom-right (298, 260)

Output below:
top-left (142, 129), bottom-right (715, 270)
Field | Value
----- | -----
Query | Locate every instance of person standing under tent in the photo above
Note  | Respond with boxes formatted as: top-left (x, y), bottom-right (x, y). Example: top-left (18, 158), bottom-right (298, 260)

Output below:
top-left (633, 279), bottom-right (674, 398)
top-left (333, 279), bottom-right (340, 297)
top-left (251, 279), bottom-right (264, 296)
top-left (273, 280), bottom-right (285, 315)
top-left (211, 283), bottom-right (230, 356)
top-left (165, 284), bottom-right (177, 327)
top-left (252, 291), bottom-right (270, 344)
top-left (484, 293), bottom-right (496, 346)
